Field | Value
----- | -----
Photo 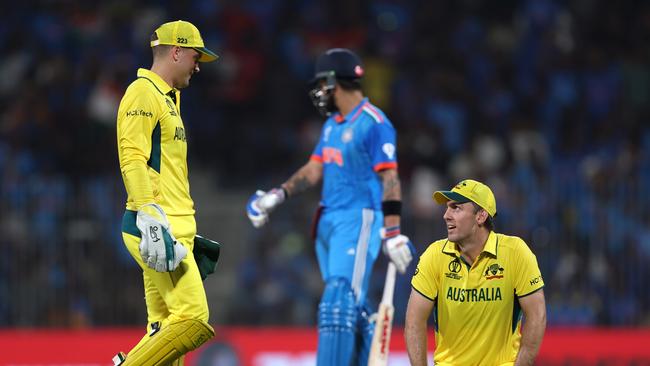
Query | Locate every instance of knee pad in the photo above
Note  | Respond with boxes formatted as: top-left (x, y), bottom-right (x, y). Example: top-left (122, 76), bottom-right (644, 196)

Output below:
top-left (317, 277), bottom-right (357, 366)
top-left (123, 319), bottom-right (214, 366)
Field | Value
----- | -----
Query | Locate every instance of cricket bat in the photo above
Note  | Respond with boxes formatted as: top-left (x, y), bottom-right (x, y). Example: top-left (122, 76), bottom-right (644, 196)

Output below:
top-left (368, 262), bottom-right (397, 366)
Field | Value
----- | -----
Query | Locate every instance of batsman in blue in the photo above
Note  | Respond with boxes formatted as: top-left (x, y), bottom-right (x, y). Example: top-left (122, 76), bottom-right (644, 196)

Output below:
top-left (247, 48), bottom-right (415, 365)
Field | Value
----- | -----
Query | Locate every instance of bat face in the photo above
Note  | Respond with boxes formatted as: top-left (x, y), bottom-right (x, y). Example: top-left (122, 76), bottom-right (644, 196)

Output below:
top-left (369, 262), bottom-right (397, 366)
top-left (369, 303), bottom-right (394, 365)
top-left (379, 304), bottom-right (394, 355)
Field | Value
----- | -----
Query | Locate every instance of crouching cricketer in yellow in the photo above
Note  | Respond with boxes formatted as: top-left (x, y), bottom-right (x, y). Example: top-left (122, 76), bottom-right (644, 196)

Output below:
top-left (113, 20), bottom-right (219, 365)
top-left (405, 179), bottom-right (546, 366)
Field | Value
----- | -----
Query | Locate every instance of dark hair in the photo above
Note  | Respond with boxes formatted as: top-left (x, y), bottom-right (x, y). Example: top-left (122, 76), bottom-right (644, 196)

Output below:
top-left (471, 202), bottom-right (494, 231)
top-left (337, 78), bottom-right (362, 91)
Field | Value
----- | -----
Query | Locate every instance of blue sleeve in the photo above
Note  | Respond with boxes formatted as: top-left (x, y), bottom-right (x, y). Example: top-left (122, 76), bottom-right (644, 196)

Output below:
top-left (365, 120), bottom-right (398, 172)
top-left (311, 124), bottom-right (327, 162)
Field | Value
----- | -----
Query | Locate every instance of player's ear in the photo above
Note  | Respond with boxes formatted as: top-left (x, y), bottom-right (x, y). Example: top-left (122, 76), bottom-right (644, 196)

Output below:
top-left (476, 209), bottom-right (488, 225)
top-left (172, 46), bottom-right (182, 62)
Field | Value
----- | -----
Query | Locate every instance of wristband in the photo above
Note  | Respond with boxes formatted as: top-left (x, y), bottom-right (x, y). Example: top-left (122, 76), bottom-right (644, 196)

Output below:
top-left (382, 200), bottom-right (402, 216)
top-left (384, 225), bottom-right (401, 238)
top-left (280, 186), bottom-right (289, 199)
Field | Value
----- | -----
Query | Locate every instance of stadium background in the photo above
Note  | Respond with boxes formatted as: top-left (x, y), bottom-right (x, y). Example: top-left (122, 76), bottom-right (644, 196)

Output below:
top-left (1, 0), bottom-right (650, 364)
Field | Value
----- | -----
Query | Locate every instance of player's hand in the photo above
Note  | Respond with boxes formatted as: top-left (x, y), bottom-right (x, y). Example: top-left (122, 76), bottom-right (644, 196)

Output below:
top-left (381, 226), bottom-right (415, 274)
top-left (246, 188), bottom-right (286, 228)
top-left (136, 203), bottom-right (187, 272)
top-left (246, 190), bottom-right (268, 228)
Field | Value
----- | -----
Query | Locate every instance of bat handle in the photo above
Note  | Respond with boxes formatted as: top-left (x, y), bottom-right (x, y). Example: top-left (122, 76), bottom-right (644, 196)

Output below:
top-left (381, 262), bottom-right (397, 305)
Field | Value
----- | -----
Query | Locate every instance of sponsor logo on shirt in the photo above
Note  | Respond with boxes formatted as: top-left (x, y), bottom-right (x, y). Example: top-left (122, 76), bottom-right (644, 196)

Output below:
top-left (322, 147), bottom-right (343, 166)
top-left (529, 276), bottom-right (543, 286)
top-left (382, 143), bottom-right (395, 159)
top-left (126, 109), bottom-right (153, 118)
top-left (174, 126), bottom-right (186, 142)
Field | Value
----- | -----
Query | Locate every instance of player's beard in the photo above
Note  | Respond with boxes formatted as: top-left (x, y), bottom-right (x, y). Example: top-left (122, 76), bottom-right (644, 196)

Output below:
top-left (309, 85), bottom-right (337, 117)
top-left (324, 95), bottom-right (337, 116)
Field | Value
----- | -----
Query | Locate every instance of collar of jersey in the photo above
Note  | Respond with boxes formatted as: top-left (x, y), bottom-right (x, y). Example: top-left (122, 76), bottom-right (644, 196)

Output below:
top-left (442, 231), bottom-right (498, 258)
top-left (137, 68), bottom-right (177, 96)
top-left (332, 97), bottom-right (369, 124)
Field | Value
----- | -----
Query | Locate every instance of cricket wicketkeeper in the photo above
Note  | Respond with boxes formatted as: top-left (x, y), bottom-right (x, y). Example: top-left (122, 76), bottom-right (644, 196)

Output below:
top-left (113, 20), bottom-right (219, 365)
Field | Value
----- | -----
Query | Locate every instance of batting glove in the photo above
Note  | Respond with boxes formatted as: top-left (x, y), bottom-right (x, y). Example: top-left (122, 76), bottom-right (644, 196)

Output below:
top-left (246, 188), bottom-right (286, 228)
top-left (381, 226), bottom-right (415, 274)
top-left (136, 203), bottom-right (187, 272)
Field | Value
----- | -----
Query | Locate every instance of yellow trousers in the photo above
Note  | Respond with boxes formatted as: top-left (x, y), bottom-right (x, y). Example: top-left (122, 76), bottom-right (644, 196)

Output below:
top-left (121, 211), bottom-right (210, 362)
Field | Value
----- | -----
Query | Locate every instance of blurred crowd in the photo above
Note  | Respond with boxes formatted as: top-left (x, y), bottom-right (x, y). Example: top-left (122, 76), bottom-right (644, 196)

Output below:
top-left (1, 0), bottom-right (650, 328)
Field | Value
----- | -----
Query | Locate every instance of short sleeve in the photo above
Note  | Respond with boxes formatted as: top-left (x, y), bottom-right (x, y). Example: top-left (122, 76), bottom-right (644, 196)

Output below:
top-left (411, 244), bottom-right (439, 301)
top-left (310, 124), bottom-right (327, 163)
top-left (365, 120), bottom-right (398, 172)
top-left (512, 240), bottom-right (544, 297)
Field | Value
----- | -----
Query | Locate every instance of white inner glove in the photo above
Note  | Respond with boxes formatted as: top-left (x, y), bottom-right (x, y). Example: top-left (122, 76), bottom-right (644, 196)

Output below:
top-left (246, 188), bottom-right (286, 228)
top-left (381, 227), bottom-right (414, 274)
top-left (136, 203), bottom-right (187, 272)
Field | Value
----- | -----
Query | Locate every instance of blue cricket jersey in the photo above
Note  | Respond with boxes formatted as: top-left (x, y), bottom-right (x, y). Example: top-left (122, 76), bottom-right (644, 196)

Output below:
top-left (311, 98), bottom-right (398, 210)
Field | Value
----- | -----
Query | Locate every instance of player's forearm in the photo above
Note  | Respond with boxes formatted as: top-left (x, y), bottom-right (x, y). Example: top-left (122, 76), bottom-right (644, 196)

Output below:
top-left (404, 321), bottom-right (428, 366)
top-left (514, 312), bottom-right (546, 366)
top-left (406, 291), bottom-right (435, 366)
top-left (121, 160), bottom-right (155, 208)
top-left (281, 160), bottom-right (322, 197)
top-left (379, 168), bottom-right (402, 201)
top-left (379, 168), bottom-right (402, 227)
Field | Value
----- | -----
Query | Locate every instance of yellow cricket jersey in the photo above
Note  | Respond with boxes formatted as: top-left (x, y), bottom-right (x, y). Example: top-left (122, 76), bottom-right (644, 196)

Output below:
top-left (411, 231), bottom-right (544, 366)
top-left (117, 68), bottom-right (194, 216)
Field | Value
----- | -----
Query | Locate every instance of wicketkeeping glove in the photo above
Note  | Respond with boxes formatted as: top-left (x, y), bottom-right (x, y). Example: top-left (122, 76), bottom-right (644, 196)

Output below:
top-left (381, 226), bottom-right (415, 274)
top-left (246, 188), bottom-right (286, 228)
top-left (136, 203), bottom-right (187, 272)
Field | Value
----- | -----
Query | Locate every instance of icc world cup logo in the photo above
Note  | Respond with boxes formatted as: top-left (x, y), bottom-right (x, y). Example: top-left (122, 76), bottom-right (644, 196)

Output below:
top-left (448, 258), bottom-right (461, 273)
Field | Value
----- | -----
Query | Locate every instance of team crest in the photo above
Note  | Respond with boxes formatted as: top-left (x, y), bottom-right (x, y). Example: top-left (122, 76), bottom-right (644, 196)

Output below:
top-left (342, 128), bottom-right (353, 143)
top-left (484, 263), bottom-right (504, 280)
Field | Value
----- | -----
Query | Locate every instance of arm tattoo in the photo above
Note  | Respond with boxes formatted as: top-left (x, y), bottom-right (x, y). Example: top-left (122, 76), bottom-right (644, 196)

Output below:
top-left (289, 176), bottom-right (312, 195)
top-left (381, 170), bottom-right (402, 201)
top-left (284, 162), bottom-right (321, 196)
